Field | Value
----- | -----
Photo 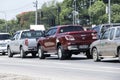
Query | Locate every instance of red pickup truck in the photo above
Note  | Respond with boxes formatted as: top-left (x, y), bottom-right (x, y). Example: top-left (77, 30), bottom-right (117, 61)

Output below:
top-left (37, 25), bottom-right (97, 60)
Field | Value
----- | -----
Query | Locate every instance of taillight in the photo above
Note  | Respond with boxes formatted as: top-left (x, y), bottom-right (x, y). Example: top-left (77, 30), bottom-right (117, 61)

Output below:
top-left (65, 35), bottom-right (75, 41)
top-left (91, 33), bottom-right (97, 39)
top-left (25, 39), bottom-right (28, 46)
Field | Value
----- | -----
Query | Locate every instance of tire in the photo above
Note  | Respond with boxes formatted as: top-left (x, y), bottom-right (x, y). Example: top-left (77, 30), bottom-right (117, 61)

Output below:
top-left (118, 49), bottom-right (120, 62)
top-left (57, 46), bottom-right (66, 60)
top-left (20, 47), bottom-right (26, 58)
top-left (2, 52), bottom-right (6, 55)
top-left (32, 53), bottom-right (36, 58)
top-left (86, 50), bottom-right (92, 59)
top-left (66, 53), bottom-right (72, 59)
top-left (7, 47), bottom-right (13, 57)
top-left (38, 46), bottom-right (45, 59)
top-left (92, 48), bottom-right (100, 62)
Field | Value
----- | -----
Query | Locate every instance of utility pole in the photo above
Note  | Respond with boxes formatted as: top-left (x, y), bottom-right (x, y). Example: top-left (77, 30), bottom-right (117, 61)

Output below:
top-left (33, 0), bottom-right (38, 25)
top-left (72, 0), bottom-right (77, 25)
top-left (89, 0), bottom-right (91, 25)
top-left (108, 0), bottom-right (111, 24)
top-left (57, 6), bottom-right (61, 25)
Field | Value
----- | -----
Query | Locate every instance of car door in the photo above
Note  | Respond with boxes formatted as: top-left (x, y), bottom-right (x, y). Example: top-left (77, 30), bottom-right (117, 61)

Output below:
top-left (106, 28), bottom-right (116, 56)
top-left (43, 28), bottom-right (57, 52)
top-left (99, 29), bottom-right (110, 56)
top-left (10, 32), bottom-right (19, 52)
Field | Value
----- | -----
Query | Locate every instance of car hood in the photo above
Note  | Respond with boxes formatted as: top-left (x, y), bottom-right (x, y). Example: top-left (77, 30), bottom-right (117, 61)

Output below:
top-left (0, 39), bottom-right (11, 43)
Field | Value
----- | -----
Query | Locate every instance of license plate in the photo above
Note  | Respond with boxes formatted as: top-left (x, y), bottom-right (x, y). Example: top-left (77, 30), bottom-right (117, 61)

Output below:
top-left (79, 45), bottom-right (88, 49)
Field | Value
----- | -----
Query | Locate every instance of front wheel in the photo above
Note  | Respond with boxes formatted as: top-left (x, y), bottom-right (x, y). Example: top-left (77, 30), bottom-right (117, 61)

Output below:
top-left (7, 47), bottom-right (13, 57)
top-left (38, 46), bottom-right (45, 59)
top-left (92, 48), bottom-right (100, 62)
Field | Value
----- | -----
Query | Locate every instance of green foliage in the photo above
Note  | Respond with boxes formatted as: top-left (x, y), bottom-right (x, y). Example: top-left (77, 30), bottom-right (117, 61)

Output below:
top-left (1, 0), bottom-right (120, 33)
top-left (88, 1), bottom-right (106, 24)
top-left (111, 4), bottom-right (120, 23)
top-left (0, 19), bottom-right (6, 32)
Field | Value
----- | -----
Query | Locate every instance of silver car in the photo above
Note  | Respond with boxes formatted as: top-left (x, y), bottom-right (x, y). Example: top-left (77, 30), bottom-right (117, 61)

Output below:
top-left (90, 26), bottom-right (120, 62)
top-left (0, 33), bottom-right (11, 55)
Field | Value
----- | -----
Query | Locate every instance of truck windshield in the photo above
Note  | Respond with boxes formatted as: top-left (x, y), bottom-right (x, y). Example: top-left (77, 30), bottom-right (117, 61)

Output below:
top-left (21, 31), bottom-right (43, 39)
top-left (60, 26), bottom-right (84, 33)
top-left (0, 34), bottom-right (11, 40)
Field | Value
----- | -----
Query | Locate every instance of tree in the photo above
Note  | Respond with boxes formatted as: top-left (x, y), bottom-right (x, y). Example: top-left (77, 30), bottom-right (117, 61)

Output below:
top-left (16, 11), bottom-right (35, 29)
top-left (88, 1), bottom-right (107, 24)
top-left (0, 19), bottom-right (6, 32)
top-left (111, 4), bottom-right (120, 23)
top-left (39, 0), bottom-right (62, 28)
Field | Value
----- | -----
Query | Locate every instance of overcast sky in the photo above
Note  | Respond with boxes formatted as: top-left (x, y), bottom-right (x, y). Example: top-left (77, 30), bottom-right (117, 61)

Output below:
top-left (0, 0), bottom-right (63, 20)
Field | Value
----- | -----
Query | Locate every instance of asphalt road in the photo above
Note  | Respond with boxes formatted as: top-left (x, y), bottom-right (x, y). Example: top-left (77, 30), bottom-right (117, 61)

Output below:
top-left (0, 54), bottom-right (119, 80)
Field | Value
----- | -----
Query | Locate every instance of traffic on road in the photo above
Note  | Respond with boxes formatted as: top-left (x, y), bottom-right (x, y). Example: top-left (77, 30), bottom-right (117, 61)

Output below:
top-left (0, 0), bottom-right (120, 80)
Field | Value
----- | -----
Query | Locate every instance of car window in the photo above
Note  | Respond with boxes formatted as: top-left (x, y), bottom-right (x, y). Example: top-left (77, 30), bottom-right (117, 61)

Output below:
top-left (21, 31), bottom-right (43, 39)
top-left (51, 28), bottom-right (57, 35)
top-left (46, 29), bottom-right (53, 36)
top-left (101, 29), bottom-right (110, 39)
top-left (15, 32), bottom-right (20, 40)
top-left (46, 28), bottom-right (57, 36)
top-left (101, 25), bottom-right (110, 33)
top-left (109, 28), bottom-right (115, 40)
top-left (0, 34), bottom-right (11, 40)
top-left (59, 26), bottom-right (84, 33)
top-left (92, 26), bottom-right (100, 33)
top-left (115, 28), bottom-right (120, 38)
top-left (13, 32), bottom-right (20, 40)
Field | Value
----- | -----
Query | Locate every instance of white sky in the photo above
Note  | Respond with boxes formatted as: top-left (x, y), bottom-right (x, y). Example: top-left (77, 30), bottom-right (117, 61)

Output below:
top-left (0, 0), bottom-right (63, 20)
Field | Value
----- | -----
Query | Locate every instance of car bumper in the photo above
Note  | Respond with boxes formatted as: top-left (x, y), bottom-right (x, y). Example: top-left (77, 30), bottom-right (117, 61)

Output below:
top-left (0, 47), bottom-right (7, 53)
top-left (67, 45), bottom-right (90, 51)
top-left (24, 46), bottom-right (37, 53)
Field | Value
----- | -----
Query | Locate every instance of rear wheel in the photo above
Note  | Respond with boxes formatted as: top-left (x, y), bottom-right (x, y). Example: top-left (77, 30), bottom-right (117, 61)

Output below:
top-left (66, 53), bottom-right (72, 59)
top-left (7, 47), bottom-right (13, 57)
top-left (57, 46), bottom-right (66, 60)
top-left (32, 53), bottom-right (36, 58)
top-left (92, 48), bottom-right (100, 62)
top-left (20, 47), bottom-right (26, 58)
top-left (38, 46), bottom-right (45, 59)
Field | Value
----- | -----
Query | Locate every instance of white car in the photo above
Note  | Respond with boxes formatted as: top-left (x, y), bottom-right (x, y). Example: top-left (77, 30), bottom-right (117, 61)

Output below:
top-left (0, 33), bottom-right (11, 55)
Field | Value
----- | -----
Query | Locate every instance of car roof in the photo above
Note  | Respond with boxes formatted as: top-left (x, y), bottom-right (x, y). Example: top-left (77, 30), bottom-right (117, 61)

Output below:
top-left (16, 29), bottom-right (42, 32)
top-left (51, 25), bottom-right (82, 29)
top-left (110, 26), bottom-right (120, 29)
top-left (0, 33), bottom-right (10, 35)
